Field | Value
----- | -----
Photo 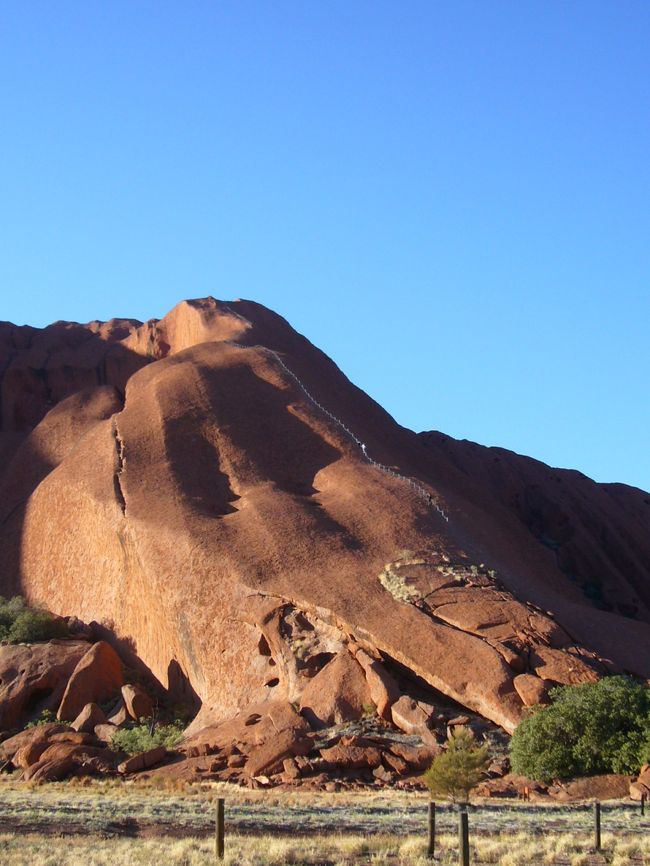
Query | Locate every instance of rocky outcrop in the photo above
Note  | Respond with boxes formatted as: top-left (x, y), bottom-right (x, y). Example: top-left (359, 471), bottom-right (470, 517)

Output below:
top-left (299, 651), bottom-right (371, 728)
top-left (121, 683), bottom-right (154, 721)
top-left (57, 641), bottom-right (123, 722)
top-left (0, 641), bottom-right (90, 730)
top-left (71, 703), bottom-right (108, 733)
top-left (0, 297), bottom-right (648, 749)
top-left (513, 674), bottom-right (550, 708)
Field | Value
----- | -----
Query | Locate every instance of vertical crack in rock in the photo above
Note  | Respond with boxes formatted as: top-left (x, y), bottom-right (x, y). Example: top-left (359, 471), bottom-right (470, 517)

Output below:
top-left (112, 417), bottom-right (127, 515)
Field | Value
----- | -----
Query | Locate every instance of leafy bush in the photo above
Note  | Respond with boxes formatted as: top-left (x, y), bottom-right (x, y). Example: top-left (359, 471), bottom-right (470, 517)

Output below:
top-left (111, 719), bottom-right (185, 755)
top-left (510, 676), bottom-right (650, 782)
top-left (0, 595), bottom-right (69, 643)
top-left (25, 709), bottom-right (57, 728)
top-left (424, 728), bottom-right (490, 803)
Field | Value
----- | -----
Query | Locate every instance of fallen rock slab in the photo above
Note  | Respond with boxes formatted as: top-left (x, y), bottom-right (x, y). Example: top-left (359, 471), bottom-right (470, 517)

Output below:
top-left (513, 673), bottom-right (550, 707)
top-left (57, 641), bottom-right (123, 722)
top-left (121, 683), bottom-right (154, 721)
top-left (0, 641), bottom-right (89, 730)
top-left (72, 703), bottom-right (107, 734)
top-left (118, 746), bottom-right (167, 774)
top-left (299, 650), bottom-right (371, 729)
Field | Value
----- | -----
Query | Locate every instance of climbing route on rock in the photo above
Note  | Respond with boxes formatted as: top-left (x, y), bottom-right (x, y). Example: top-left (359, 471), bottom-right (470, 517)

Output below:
top-left (222, 304), bottom-right (449, 522)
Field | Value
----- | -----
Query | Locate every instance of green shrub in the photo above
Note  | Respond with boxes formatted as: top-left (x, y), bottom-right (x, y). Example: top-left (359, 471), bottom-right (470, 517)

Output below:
top-left (510, 676), bottom-right (650, 782)
top-left (0, 595), bottom-right (69, 643)
top-left (424, 728), bottom-right (490, 803)
top-left (25, 709), bottom-right (57, 728)
top-left (111, 719), bottom-right (185, 755)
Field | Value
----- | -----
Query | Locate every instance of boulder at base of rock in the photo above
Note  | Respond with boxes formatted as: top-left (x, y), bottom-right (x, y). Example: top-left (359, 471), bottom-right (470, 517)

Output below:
top-left (71, 703), bottom-right (107, 734)
top-left (391, 696), bottom-right (439, 747)
top-left (57, 641), bottom-right (124, 722)
top-left (107, 699), bottom-right (129, 727)
top-left (12, 740), bottom-right (52, 770)
top-left (117, 746), bottom-right (167, 774)
top-left (0, 723), bottom-right (70, 763)
top-left (513, 674), bottom-right (550, 707)
top-left (0, 641), bottom-right (90, 730)
top-left (22, 743), bottom-right (115, 781)
top-left (319, 739), bottom-right (382, 770)
top-left (353, 648), bottom-right (400, 720)
top-left (184, 700), bottom-right (312, 779)
top-left (11, 730), bottom-right (98, 769)
top-left (94, 723), bottom-right (119, 744)
top-left (530, 647), bottom-right (600, 686)
top-left (475, 773), bottom-right (544, 799)
top-left (121, 683), bottom-right (154, 721)
top-left (299, 650), bottom-right (371, 729)
top-left (387, 741), bottom-right (439, 769)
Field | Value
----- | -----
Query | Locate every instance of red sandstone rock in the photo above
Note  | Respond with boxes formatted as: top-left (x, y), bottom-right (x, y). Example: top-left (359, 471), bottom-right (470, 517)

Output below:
top-left (319, 742), bottom-right (382, 770)
top-left (2, 297), bottom-right (650, 748)
top-left (121, 683), bottom-right (154, 721)
top-left (391, 696), bottom-right (439, 748)
top-left (12, 740), bottom-right (51, 769)
top-left (71, 703), bottom-right (107, 733)
top-left (117, 746), bottom-right (167, 774)
top-left (57, 641), bottom-right (123, 722)
top-left (353, 649), bottom-right (400, 720)
top-left (299, 651), bottom-right (371, 728)
top-left (23, 742), bottom-right (114, 781)
top-left (530, 647), bottom-right (600, 686)
top-left (382, 751), bottom-right (409, 776)
top-left (476, 773), bottom-right (543, 798)
top-left (0, 724), bottom-right (70, 762)
top-left (184, 700), bottom-right (312, 780)
top-left (94, 723), bottom-right (119, 743)
top-left (387, 741), bottom-right (439, 769)
top-left (107, 699), bottom-right (130, 727)
top-left (513, 674), bottom-right (550, 707)
top-left (0, 641), bottom-right (89, 730)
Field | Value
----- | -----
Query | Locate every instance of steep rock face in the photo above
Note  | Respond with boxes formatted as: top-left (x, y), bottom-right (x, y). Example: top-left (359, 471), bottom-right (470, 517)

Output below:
top-left (0, 297), bottom-right (648, 737)
top-left (417, 432), bottom-right (650, 675)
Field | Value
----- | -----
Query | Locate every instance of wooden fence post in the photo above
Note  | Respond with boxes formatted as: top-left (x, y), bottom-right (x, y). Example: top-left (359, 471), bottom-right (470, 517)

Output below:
top-left (593, 801), bottom-right (601, 851)
top-left (215, 797), bottom-right (225, 861)
top-left (427, 801), bottom-right (436, 859)
top-left (458, 810), bottom-right (470, 866)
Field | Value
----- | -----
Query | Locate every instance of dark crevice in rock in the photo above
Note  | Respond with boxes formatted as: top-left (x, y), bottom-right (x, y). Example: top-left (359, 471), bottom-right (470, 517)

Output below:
top-left (112, 418), bottom-right (127, 515)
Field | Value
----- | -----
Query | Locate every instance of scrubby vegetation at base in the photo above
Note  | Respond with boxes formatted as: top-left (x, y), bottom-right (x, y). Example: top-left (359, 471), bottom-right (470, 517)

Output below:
top-left (1, 830), bottom-right (648, 866)
top-left (424, 728), bottom-right (490, 802)
top-left (0, 596), bottom-right (69, 644)
top-left (510, 676), bottom-right (650, 782)
top-left (111, 719), bottom-right (185, 755)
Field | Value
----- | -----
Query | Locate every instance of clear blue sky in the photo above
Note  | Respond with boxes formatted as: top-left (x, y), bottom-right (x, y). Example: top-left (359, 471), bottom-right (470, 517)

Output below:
top-left (1, 1), bottom-right (649, 492)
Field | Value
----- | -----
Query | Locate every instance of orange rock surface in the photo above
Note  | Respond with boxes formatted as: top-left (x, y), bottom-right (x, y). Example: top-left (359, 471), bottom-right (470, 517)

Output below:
top-left (1, 297), bottom-right (649, 738)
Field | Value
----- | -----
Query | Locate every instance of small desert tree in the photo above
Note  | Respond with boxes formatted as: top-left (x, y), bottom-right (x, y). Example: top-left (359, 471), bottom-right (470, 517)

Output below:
top-left (424, 728), bottom-right (490, 803)
top-left (510, 676), bottom-right (650, 782)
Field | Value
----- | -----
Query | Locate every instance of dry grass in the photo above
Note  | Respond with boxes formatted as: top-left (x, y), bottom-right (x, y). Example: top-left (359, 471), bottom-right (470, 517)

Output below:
top-left (2, 830), bottom-right (650, 865)
top-left (2, 777), bottom-right (650, 863)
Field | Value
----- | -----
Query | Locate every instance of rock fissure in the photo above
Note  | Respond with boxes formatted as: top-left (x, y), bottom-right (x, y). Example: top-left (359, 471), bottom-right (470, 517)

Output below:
top-left (111, 418), bottom-right (127, 515)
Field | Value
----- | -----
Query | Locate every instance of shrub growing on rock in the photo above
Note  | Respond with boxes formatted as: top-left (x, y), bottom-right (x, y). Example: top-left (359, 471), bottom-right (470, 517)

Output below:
top-left (0, 595), bottom-right (69, 643)
top-left (111, 719), bottom-right (185, 755)
top-left (424, 728), bottom-right (490, 803)
top-left (510, 676), bottom-right (650, 782)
